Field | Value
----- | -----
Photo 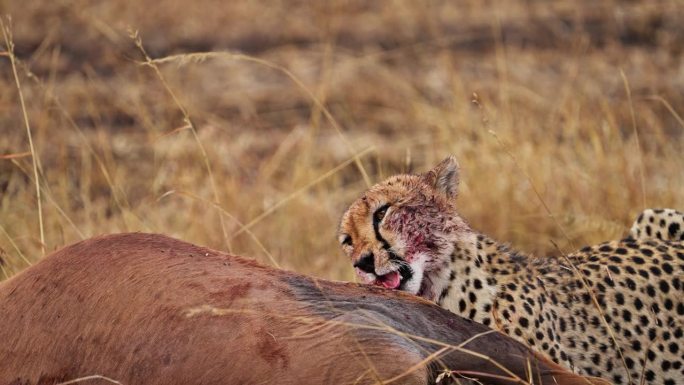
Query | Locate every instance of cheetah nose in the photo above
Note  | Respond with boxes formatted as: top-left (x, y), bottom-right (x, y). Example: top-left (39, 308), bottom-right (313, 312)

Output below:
top-left (354, 253), bottom-right (375, 274)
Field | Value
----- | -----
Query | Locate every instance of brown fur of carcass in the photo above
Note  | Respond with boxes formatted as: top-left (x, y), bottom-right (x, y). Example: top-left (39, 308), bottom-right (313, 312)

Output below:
top-left (0, 233), bottom-right (610, 385)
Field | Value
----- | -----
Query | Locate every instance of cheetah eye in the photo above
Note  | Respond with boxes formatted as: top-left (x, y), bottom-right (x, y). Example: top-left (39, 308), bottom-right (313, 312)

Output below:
top-left (373, 204), bottom-right (390, 224)
top-left (340, 234), bottom-right (352, 247)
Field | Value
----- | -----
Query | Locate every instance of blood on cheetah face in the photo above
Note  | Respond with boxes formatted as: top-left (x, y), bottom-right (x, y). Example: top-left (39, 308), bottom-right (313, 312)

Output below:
top-left (338, 156), bottom-right (470, 294)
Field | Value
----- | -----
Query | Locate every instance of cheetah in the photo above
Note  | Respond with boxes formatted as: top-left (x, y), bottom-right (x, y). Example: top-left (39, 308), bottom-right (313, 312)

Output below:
top-left (338, 156), bottom-right (684, 385)
top-left (629, 209), bottom-right (684, 242)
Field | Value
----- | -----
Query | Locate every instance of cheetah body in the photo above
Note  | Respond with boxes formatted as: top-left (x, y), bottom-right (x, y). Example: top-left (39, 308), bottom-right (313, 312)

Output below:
top-left (338, 157), bottom-right (684, 385)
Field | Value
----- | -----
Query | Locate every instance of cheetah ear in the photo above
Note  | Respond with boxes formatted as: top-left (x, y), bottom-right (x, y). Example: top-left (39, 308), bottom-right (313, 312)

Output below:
top-left (422, 156), bottom-right (460, 199)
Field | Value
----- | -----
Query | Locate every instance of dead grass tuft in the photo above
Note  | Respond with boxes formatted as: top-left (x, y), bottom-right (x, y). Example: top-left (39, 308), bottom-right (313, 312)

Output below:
top-left (1, 0), bottom-right (683, 285)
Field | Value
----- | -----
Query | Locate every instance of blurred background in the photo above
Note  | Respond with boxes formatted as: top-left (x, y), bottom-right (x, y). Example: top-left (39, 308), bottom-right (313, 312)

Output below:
top-left (1, 0), bottom-right (683, 281)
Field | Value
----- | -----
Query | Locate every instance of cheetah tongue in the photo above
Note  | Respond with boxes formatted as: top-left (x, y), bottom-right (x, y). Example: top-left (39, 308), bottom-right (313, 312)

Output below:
top-left (378, 271), bottom-right (401, 289)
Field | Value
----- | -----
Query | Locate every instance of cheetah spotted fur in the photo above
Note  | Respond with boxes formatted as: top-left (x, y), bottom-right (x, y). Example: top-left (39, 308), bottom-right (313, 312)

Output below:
top-left (338, 156), bottom-right (684, 385)
top-left (630, 209), bottom-right (684, 243)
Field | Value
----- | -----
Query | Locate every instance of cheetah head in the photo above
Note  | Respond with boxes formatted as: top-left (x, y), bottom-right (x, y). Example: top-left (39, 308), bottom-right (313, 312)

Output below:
top-left (338, 156), bottom-right (472, 295)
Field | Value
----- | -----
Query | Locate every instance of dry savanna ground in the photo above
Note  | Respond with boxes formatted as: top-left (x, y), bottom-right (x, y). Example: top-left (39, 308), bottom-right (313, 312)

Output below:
top-left (0, 0), bottom-right (683, 285)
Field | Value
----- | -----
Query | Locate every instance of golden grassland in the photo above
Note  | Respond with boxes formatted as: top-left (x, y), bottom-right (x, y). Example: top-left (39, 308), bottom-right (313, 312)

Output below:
top-left (0, 0), bottom-right (683, 283)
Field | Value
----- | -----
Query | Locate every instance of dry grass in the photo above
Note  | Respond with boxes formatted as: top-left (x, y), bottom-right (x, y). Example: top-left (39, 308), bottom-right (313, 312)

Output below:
top-left (1, 0), bottom-right (683, 284)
